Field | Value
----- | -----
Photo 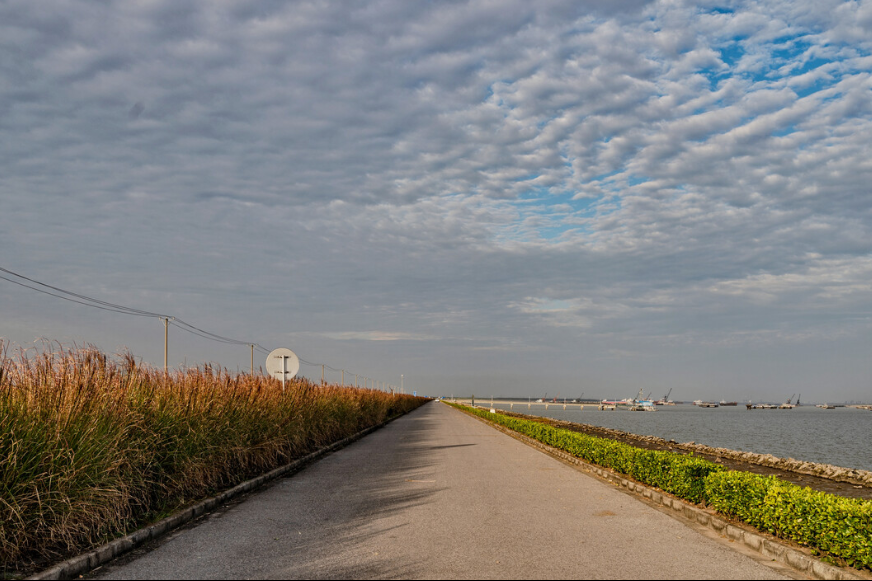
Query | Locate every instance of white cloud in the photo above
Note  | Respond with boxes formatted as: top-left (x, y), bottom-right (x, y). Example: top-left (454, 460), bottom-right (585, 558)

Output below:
top-left (2, 0), bottom-right (872, 398)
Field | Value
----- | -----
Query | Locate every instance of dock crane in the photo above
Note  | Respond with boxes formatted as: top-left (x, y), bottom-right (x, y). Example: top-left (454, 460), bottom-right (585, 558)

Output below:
top-left (655, 388), bottom-right (672, 405)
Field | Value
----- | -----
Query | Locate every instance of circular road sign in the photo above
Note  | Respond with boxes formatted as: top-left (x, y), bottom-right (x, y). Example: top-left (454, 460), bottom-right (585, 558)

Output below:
top-left (265, 348), bottom-right (300, 381)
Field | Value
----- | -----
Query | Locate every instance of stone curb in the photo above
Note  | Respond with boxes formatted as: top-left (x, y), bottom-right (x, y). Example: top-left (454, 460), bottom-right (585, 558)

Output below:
top-left (27, 412), bottom-right (412, 581)
top-left (457, 405), bottom-right (868, 581)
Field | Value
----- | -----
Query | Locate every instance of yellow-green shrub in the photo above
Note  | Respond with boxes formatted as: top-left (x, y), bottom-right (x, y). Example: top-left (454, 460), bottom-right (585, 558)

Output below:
top-left (454, 404), bottom-right (723, 503)
top-left (455, 404), bottom-right (872, 571)
top-left (705, 471), bottom-right (872, 569)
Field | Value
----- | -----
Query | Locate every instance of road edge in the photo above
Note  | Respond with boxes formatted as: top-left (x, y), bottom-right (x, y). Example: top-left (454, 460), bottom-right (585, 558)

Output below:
top-left (448, 403), bottom-right (869, 581)
top-left (27, 405), bottom-right (428, 581)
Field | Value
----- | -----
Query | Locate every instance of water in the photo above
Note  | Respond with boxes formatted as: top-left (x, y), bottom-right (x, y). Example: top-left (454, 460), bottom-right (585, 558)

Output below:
top-left (488, 403), bottom-right (872, 472)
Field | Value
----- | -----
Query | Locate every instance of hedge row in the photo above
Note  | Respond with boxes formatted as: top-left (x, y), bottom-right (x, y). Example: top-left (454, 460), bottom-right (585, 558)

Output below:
top-left (706, 471), bottom-right (872, 569)
top-left (454, 404), bottom-right (872, 570)
top-left (453, 403), bottom-right (723, 503)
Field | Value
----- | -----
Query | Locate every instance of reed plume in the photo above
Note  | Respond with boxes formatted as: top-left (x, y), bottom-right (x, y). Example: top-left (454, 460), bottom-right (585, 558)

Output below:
top-left (0, 341), bottom-right (425, 569)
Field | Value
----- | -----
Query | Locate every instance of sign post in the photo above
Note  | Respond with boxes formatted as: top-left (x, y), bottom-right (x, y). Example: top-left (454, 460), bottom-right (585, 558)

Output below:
top-left (265, 348), bottom-right (300, 391)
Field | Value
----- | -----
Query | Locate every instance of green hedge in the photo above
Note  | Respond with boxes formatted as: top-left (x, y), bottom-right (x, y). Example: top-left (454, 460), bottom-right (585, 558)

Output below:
top-left (453, 404), bottom-right (723, 503)
top-left (706, 471), bottom-right (872, 569)
top-left (455, 403), bottom-right (872, 570)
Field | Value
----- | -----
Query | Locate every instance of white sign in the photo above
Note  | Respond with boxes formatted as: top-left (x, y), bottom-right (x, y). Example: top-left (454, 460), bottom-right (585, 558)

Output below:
top-left (265, 348), bottom-right (300, 383)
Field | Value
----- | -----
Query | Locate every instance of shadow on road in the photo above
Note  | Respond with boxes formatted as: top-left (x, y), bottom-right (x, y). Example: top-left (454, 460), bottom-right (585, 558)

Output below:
top-left (266, 403), bottom-right (446, 579)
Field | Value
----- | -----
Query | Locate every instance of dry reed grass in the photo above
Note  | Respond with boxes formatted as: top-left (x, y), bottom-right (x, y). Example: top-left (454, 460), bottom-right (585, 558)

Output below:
top-left (0, 341), bottom-right (425, 569)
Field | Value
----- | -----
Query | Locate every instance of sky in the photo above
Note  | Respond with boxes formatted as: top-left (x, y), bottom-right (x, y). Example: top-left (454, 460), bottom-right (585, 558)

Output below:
top-left (2, 0), bottom-right (872, 402)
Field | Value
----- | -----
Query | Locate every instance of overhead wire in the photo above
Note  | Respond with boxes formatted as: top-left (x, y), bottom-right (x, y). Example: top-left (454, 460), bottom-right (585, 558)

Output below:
top-left (1, 266), bottom-right (269, 353)
top-left (0, 267), bottom-right (167, 317)
top-left (1, 266), bottom-right (390, 386)
top-left (0, 273), bottom-right (164, 318)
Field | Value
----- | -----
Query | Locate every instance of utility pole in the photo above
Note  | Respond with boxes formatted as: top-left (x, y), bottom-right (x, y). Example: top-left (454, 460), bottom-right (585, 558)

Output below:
top-left (161, 317), bottom-right (169, 372)
top-left (321, 364), bottom-right (325, 385)
top-left (341, 369), bottom-right (345, 385)
top-left (401, 374), bottom-right (404, 394)
top-left (250, 345), bottom-right (254, 375)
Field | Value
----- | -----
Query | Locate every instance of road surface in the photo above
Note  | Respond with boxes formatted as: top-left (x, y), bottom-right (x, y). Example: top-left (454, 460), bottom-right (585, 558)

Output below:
top-left (93, 402), bottom-right (798, 579)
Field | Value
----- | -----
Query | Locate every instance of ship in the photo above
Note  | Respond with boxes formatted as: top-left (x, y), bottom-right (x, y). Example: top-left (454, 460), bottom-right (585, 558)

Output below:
top-left (746, 402), bottom-right (778, 409)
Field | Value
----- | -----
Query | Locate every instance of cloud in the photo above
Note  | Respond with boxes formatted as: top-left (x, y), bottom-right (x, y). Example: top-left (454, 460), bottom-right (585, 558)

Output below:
top-left (321, 331), bottom-right (438, 342)
top-left (2, 0), bottom-right (872, 398)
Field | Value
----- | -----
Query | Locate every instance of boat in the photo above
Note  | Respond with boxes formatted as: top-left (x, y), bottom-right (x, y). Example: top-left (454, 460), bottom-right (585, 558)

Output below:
top-left (719, 400), bottom-right (738, 406)
top-left (653, 388), bottom-right (674, 405)
top-left (778, 394), bottom-right (796, 409)
top-left (816, 404), bottom-right (836, 409)
top-left (693, 399), bottom-right (719, 408)
top-left (746, 402), bottom-right (778, 409)
top-left (601, 398), bottom-right (633, 406)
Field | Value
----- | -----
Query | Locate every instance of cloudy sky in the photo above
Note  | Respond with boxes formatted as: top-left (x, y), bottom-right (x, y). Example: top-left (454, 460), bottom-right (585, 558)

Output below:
top-left (2, 0), bottom-right (872, 401)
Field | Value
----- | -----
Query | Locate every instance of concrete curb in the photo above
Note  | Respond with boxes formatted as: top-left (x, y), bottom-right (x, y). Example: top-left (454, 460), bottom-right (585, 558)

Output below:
top-left (456, 405), bottom-right (869, 581)
top-left (27, 411), bottom-right (412, 581)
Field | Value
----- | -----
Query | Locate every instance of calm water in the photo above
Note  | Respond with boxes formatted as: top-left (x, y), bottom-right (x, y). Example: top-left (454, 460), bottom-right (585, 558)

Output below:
top-left (487, 403), bottom-right (872, 472)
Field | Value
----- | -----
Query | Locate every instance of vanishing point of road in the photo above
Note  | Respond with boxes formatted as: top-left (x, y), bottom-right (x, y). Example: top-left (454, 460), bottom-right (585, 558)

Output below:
top-left (93, 402), bottom-right (801, 580)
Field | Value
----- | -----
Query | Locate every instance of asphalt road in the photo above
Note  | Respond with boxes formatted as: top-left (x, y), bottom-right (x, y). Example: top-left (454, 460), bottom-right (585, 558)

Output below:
top-left (92, 402), bottom-right (798, 579)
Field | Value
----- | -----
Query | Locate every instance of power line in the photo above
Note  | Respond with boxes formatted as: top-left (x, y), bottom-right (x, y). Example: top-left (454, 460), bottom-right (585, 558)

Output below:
top-left (2, 266), bottom-right (397, 389)
top-left (0, 267), bottom-right (167, 317)
top-left (1, 266), bottom-right (269, 353)
top-left (0, 273), bottom-right (163, 318)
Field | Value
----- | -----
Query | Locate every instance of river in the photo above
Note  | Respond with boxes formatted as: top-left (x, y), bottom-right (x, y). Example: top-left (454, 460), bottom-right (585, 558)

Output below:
top-left (484, 402), bottom-right (872, 472)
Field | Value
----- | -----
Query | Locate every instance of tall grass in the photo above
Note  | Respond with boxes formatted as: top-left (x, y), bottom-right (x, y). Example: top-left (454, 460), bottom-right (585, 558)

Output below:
top-left (0, 342), bottom-right (426, 567)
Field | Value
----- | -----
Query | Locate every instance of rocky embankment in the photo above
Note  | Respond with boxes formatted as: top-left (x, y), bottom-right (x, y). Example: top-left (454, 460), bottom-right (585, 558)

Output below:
top-left (673, 440), bottom-right (872, 488)
top-left (495, 408), bottom-right (872, 499)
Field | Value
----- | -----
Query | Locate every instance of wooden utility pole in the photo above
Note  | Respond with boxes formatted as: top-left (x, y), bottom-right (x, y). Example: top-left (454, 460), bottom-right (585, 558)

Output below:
top-left (162, 318), bottom-right (168, 372)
